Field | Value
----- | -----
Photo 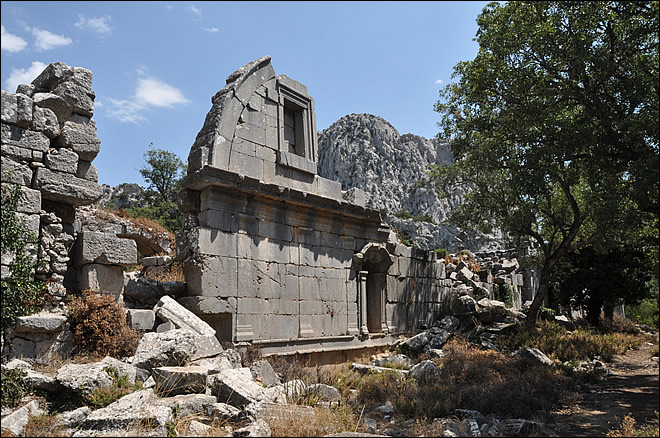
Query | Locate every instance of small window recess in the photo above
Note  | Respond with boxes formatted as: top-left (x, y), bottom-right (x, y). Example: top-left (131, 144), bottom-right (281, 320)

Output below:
top-left (277, 83), bottom-right (317, 174)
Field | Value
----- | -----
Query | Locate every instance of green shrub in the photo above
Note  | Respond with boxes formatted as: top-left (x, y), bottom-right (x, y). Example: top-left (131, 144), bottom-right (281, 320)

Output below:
top-left (1, 183), bottom-right (46, 334)
top-left (495, 283), bottom-right (514, 307)
top-left (435, 248), bottom-right (449, 258)
top-left (1, 367), bottom-right (28, 408)
top-left (67, 290), bottom-right (139, 358)
top-left (627, 293), bottom-right (659, 329)
top-left (393, 209), bottom-right (413, 220)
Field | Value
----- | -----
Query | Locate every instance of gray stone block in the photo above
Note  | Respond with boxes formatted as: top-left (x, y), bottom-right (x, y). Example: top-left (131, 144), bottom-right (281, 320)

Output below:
top-left (31, 105), bottom-right (59, 139)
top-left (156, 321), bottom-right (176, 333)
top-left (76, 160), bottom-right (98, 182)
top-left (1, 123), bottom-right (50, 152)
top-left (32, 92), bottom-right (72, 124)
top-left (74, 231), bottom-right (137, 266)
top-left (78, 264), bottom-right (125, 299)
top-left (154, 295), bottom-right (217, 338)
top-left (53, 80), bottom-right (94, 117)
top-left (44, 148), bottom-right (79, 174)
top-left (183, 255), bottom-right (237, 297)
top-left (127, 309), bottom-right (155, 331)
top-left (10, 185), bottom-right (41, 214)
top-left (15, 312), bottom-right (67, 333)
top-left (34, 167), bottom-right (102, 205)
top-left (56, 114), bottom-right (100, 160)
top-left (1, 90), bottom-right (32, 128)
top-left (152, 366), bottom-right (208, 396)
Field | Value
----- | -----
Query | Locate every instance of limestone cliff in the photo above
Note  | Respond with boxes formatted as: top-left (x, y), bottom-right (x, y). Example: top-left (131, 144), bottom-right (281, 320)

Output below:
top-left (317, 113), bottom-right (505, 253)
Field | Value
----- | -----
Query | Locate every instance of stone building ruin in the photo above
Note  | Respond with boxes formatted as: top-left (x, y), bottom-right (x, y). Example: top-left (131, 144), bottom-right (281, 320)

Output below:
top-left (177, 56), bottom-right (540, 357)
top-left (1, 59), bottom-right (540, 364)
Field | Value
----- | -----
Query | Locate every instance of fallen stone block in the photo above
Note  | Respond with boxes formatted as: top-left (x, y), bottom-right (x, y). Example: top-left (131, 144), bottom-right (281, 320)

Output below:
top-left (132, 329), bottom-right (198, 371)
top-left (56, 356), bottom-right (137, 396)
top-left (154, 295), bottom-right (217, 338)
top-left (228, 418), bottom-right (271, 437)
top-left (126, 309), bottom-right (155, 331)
top-left (0, 400), bottom-right (44, 436)
top-left (249, 359), bottom-right (281, 387)
top-left (76, 389), bottom-right (172, 435)
top-left (156, 393), bottom-right (217, 418)
top-left (15, 312), bottom-right (67, 333)
top-left (206, 402), bottom-right (242, 420)
top-left (209, 367), bottom-right (269, 407)
top-left (152, 365), bottom-right (208, 396)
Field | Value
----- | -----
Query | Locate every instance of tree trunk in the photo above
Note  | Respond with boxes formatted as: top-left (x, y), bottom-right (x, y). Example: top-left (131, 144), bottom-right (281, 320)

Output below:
top-left (525, 258), bottom-right (558, 327)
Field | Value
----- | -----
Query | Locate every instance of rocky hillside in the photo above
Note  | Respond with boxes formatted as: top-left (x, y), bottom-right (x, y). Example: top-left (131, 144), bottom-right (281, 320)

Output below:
top-left (318, 113), bottom-right (505, 253)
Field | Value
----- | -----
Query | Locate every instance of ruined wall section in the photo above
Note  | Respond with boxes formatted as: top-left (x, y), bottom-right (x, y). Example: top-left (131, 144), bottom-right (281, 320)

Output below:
top-left (1, 63), bottom-right (137, 363)
top-left (185, 56), bottom-right (353, 206)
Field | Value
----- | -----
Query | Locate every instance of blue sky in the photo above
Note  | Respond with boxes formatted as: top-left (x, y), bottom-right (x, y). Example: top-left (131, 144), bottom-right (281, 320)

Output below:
top-left (1, 1), bottom-right (489, 187)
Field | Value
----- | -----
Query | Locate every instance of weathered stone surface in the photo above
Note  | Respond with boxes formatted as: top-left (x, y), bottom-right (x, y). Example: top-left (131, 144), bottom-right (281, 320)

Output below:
top-left (209, 367), bottom-right (272, 407)
top-left (436, 315), bottom-right (460, 332)
top-left (132, 329), bottom-right (198, 370)
top-left (54, 406), bottom-right (91, 429)
top-left (152, 365), bottom-right (208, 396)
top-left (513, 347), bottom-right (554, 366)
top-left (305, 383), bottom-right (341, 402)
top-left (8, 185), bottom-right (41, 214)
top-left (453, 294), bottom-right (478, 314)
top-left (73, 231), bottom-right (137, 266)
top-left (32, 92), bottom-right (72, 123)
top-left (1, 156), bottom-right (32, 186)
top-left (56, 114), bottom-right (100, 161)
top-left (155, 393), bottom-right (216, 418)
top-left (372, 354), bottom-right (413, 369)
top-left (53, 81), bottom-right (94, 117)
top-left (1, 90), bottom-right (32, 128)
top-left (31, 105), bottom-right (60, 138)
top-left (1, 123), bottom-right (50, 152)
top-left (187, 420), bottom-right (211, 436)
top-left (79, 263), bottom-right (125, 298)
top-left (15, 311), bottom-right (67, 333)
top-left (76, 389), bottom-right (172, 435)
top-left (75, 160), bottom-right (98, 182)
top-left (0, 400), bottom-right (44, 436)
top-left (45, 148), bottom-right (79, 173)
top-left (56, 356), bottom-right (137, 395)
top-left (156, 321), bottom-right (176, 332)
top-left (34, 167), bottom-right (102, 205)
top-left (228, 418), bottom-right (272, 437)
top-left (31, 62), bottom-right (75, 89)
top-left (126, 309), bottom-right (155, 331)
top-left (16, 83), bottom-right (35, 96)
top-left (409, 359), bottom-right (441, 382)
top-left (206, 402), bottom-right (242, 420)
top-left (249, 359), bottom-right (281, 387)
top-left (123, 275), bottom-right (186, 307)
top-left (350, 363), bottom-right (408, 376)
top-left (154, 295), bottom-right (217, 338)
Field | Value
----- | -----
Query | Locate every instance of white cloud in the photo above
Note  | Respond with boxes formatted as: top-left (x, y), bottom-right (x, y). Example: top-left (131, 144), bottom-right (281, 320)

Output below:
top-left (1, 25), bottom-right (28, 52)
top-left (75, 15), bottom-right (112, 36)
top-left (135, 78), bottom-right (189, 107)
top-left (434, 79), bottom-right (443, 85)
top-left (187, 5), bottom-right (202, 17)
top-left (4, 61), bottom-right (47, 92)
top-left (106, 73), bottom-right (189, 123)
top-left (106, 98), bottom-right (147, 124)
top-left (31, 27), bottom-right (72, 51)
top-left (204, 27), bottom-right (219, 33)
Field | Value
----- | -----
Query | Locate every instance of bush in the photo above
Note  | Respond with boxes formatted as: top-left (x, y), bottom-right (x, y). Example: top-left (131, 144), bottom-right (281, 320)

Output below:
top-left (495, 283), bottom-right (514, 307)
top-left (84, 366), bottom-right (142, 409)
top-left (627, 293), bottom-right (659, 329)
top-left (67, 290), bottom-right (139, 358)
top-left (1, 367), bottom-right (28, 408)
top-left (1, 183), bottom-right (46, 334)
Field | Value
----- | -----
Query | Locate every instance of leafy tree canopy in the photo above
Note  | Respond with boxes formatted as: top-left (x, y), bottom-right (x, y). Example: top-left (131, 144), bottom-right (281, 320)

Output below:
top-left (139, 143), bottom-right (186, 204)
top-left (431, 1), bottom-right (659, 325)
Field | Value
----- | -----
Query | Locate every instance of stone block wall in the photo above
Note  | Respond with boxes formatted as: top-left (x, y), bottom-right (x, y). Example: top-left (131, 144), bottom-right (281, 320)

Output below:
top-left (1, 62), bottom-right (138, 363)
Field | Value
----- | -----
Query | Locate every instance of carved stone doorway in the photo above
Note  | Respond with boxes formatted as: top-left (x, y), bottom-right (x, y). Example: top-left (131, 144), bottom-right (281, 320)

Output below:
top-left (354, 243), bottom-right (394, 337)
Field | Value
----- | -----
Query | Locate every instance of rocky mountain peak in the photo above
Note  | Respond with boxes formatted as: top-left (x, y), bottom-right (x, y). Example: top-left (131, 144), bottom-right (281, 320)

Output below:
top-left (318, 113), bottom-right (505, 253)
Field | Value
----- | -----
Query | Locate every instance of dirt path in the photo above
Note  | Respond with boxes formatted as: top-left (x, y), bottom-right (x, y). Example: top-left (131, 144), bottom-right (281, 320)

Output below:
top-left (551, 337), bottom-right (659, 437)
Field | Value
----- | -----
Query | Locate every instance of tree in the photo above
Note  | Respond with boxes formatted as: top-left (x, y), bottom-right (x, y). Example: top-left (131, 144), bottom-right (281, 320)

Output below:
top-left (431, 1), bottom-right (659, 326)
top-left (139, 143), bottom-right (186, 204)
top-left (129, 143), bottom-right (187, 233)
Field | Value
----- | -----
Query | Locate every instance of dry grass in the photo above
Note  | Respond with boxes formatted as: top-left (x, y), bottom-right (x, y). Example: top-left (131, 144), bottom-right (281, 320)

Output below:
top-left (607, 412), bottom-right (660, 437)
top-left (22, 413), bottom-right (67, 437)
top-left (113, 209), bottom-right (172, 237)
top-left (143, 261), bottom-right (185, 283)
top-left (267, 405), bottom-right (365, 437)
top-left (499, 319), bottom-right (645, 362)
